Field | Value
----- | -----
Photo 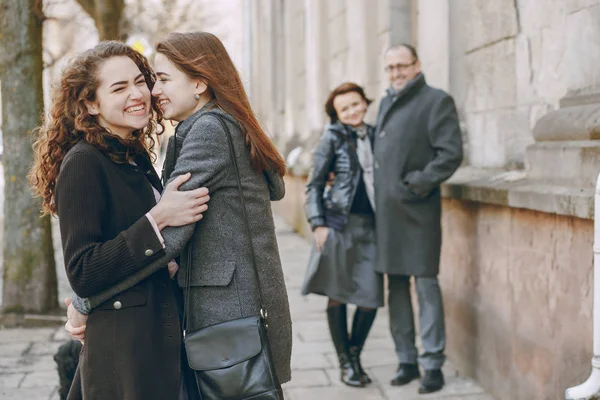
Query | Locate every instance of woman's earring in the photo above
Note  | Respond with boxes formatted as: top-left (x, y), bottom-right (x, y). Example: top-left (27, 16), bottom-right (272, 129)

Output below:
top-left (194, 93), bottom-right (200, 100)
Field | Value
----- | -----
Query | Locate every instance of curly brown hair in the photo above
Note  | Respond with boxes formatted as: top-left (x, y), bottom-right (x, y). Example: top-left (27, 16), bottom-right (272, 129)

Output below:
top-left (29, 41), bottom-right (164, 215)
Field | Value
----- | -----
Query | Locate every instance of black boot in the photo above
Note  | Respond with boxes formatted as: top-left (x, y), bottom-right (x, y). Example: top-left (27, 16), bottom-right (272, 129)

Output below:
top-left (349, 308), bottom-right (377, 384)
top-left (326, 304), bottom-right (363, 387)
top-left (390, 363), bottom-right (420, 386)
top-left (418, 369), bottom-right (444, 394)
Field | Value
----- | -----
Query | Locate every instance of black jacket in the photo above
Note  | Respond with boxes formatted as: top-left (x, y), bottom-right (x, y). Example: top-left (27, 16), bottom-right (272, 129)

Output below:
top-left (305, 122), bottom-right (375, 231)
top-left (56, 141), bottom-right (181, 400)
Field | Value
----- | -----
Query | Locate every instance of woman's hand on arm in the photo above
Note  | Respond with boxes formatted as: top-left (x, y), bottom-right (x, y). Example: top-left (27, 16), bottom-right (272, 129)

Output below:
top-left (148, 172), bottom-right (210, 230)
top-left (64, 298), bottom-right (87, 343)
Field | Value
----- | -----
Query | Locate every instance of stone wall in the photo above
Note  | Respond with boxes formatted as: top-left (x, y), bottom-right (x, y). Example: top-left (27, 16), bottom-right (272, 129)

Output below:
top-left (440, 198), bottom-right (593, 400)
top-left (416, 0), bottom-right (600, 170)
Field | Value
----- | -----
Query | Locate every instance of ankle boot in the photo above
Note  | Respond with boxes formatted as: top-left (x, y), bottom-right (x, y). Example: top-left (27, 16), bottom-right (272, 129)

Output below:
top-left (326, 305), bottom-right (363, 387)
top-left (350, 308), bottom-right (377, 384)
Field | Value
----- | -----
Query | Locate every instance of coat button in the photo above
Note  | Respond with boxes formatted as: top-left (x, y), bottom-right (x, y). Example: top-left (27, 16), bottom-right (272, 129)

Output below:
top-left (374, 161), bottom-right (380, 169)
top-left (145, 249), bottom-right (154, 257)
top-left (113, 301), bottom-right (122, 310)
top-left (379, 130), bottom-right (386, 138)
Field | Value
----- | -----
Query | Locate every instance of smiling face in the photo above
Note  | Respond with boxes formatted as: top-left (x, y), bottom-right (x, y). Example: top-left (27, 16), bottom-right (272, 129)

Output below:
top-left (152, 53), bottom-right (208, 122)
top-left (385, 46), bottom-right (421, 91)
top-left (86, 56), bottom-right (151, 139)
top-left (332, 91), bottom-right (368, 127)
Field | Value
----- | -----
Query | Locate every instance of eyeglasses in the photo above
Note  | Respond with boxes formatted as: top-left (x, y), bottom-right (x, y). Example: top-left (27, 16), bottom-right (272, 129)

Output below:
top-left (384, 60), bottom-right (417, 72)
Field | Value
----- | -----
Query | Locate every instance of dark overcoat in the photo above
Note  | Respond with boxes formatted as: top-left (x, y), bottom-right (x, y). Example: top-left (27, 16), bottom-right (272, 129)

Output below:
top-left (373, 74), bottom-right (463, 277)
top-left (56, 141), bottom-right (181, 400)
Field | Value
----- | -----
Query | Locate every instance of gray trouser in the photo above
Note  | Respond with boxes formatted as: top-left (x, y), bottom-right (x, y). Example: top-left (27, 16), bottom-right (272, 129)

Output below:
top-left (388, 275), bottom-right (446, 370)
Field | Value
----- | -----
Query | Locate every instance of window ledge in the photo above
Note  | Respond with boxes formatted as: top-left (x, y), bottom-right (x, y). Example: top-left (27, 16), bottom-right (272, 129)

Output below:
top-left (442, 166), bottom-right (594, 220)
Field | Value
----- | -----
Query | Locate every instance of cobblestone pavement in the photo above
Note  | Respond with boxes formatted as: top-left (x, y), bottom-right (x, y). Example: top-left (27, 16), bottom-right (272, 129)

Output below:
top-left (0, 215), bottom-right (495, 399)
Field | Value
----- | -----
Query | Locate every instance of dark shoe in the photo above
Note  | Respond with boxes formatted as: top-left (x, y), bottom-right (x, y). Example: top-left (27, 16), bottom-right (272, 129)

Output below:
top-left (327, 305), bottom-right (363, 387)
top-left (418, 369), bottom-right (444, 394)
top-left (349, 308), bottom-right (377, 384)
top-left (349, 345), bottom-right (371, 384)
top-left (339, 353), bottom-right (363, 387)
top-left (390, 363), bottom-right (420, 386)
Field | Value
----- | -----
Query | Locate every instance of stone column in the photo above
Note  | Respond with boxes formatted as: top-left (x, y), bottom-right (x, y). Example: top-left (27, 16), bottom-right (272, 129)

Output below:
top-left (389, 0), bottom-right (413, 46)
top-left (304, 0), bottom-right (328, 140)
top-left (527, 4), bottom-right (600, 190)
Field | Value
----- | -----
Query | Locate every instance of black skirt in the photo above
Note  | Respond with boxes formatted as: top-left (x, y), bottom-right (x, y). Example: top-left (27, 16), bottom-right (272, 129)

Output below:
top-left (301, 214), bottom-right (383, 308)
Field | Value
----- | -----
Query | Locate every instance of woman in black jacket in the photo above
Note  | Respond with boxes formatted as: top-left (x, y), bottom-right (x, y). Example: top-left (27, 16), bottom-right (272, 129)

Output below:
top-left (302, 82), bottom-right (383, 387)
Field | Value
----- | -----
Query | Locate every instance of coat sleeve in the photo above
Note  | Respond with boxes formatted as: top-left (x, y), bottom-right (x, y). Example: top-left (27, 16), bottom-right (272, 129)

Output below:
top-left (304, 130), bottom-right (336, 230)
top-left (405, 94), bottom-right (463, 196)
top-left (74, 115), bottom-right (232, 313)
top-left (56, 151), bottom-right (165, 299)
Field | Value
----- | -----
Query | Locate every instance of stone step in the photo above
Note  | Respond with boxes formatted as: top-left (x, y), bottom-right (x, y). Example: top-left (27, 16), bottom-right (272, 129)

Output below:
top-left (525, 140), bottom-right (600, 189)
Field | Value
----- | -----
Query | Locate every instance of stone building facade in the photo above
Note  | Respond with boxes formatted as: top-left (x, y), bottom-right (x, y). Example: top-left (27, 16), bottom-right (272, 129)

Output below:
top-left (242, 1), bottom-right (600, 399)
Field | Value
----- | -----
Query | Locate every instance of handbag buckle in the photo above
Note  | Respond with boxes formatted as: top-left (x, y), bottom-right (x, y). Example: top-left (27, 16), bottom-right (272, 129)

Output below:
top-left (260, 308), bottom-right (269, 328)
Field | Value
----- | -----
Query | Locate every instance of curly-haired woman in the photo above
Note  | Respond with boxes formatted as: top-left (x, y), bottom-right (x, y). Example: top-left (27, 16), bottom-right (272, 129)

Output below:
top-left (29, 41), bottom-right (209, 400)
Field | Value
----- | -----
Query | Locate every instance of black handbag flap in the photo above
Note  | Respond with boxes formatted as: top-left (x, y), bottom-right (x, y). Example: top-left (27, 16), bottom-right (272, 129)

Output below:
top-left (185, 316), bottom-right (263, 371)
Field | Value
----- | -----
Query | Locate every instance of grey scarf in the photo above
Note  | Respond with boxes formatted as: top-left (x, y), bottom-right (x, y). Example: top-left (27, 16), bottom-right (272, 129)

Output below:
top-left (354, 125), bottom-right (376, 211)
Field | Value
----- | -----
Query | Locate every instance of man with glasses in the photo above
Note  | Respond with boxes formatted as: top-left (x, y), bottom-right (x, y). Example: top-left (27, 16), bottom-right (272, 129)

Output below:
top-left (373, 44), bottom-right (463, 394)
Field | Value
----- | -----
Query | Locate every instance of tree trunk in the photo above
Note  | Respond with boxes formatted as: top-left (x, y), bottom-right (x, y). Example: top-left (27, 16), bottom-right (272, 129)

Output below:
top-left (0, 0), bottom-right (58, 313)
top-left (77, 0), bottom-right (125, 40)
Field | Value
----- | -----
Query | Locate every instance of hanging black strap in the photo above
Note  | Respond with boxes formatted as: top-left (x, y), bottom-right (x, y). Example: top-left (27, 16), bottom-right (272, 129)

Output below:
top-left (182, 111), bottom-right (267, 336)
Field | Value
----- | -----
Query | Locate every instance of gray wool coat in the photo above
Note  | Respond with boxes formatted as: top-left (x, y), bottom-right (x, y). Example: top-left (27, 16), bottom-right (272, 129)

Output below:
top-left (373, 74), bottom-right (463, 277)
top-left (73, 103), bottom-right (293, 384)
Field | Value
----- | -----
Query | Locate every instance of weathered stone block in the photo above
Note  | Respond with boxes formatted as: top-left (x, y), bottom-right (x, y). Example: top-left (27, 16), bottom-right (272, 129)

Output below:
top-left (525, 140), bottom-right (600, 188)
top-left (441, 199), bottom-right (593, 400)
top-left (465, 39), bottom-right (517, 113)
top-left (464, 0), bottom-right (518, 52)
top-left (566, 4), bottom-right (600, 92)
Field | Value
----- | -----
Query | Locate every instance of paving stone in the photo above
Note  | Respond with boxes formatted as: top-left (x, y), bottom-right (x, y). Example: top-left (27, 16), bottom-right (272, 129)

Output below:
top-left (0, 342), bottom-right (31, 357)
top-left (283, 385), bottom-right (386, 400)
top-left (291, 352), bottom-right (333, 370)
top-left (282, 369), bottom-right (330, 388)
top-left (29, 341), bottom-right (63, 356)
top-left (0, 387), bottom-right (57, 400)
top-left (0, 373), bottom-right (25, 388)
top-left (291, 337), bottom-right (336, 355)
top-left (51, 327), bottom-right (69, 342)
top-left (0, 328), bottom-right (54, 343)
top-left (0, 355), bottom-right (56, 374)
top-left (20, 370), bottom-right (60, 388)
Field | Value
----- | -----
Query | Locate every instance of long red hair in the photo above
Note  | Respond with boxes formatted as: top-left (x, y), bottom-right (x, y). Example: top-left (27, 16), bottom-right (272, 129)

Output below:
top-left (29, 41), bottom-right (163, 215)
top-left (155, 32), bottom-right (286, 176)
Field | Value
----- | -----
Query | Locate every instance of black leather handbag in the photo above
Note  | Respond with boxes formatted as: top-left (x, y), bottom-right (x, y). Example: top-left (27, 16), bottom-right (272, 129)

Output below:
top-left (181, 111), bottom-right (284, 400)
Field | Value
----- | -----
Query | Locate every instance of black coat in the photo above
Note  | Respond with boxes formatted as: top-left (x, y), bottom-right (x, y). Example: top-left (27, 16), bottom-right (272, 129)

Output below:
top-left (373, 74), bottom-right (463, 276)
top-left (56, 140), bottom-right (181, 400)
top-left (305, 122), bottom-right (375, 231)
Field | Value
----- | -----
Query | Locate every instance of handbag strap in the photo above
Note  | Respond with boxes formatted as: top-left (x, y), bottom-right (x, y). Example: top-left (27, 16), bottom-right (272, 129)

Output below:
top-left (182, 111), bottom-right (268, 337)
